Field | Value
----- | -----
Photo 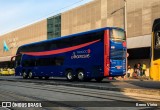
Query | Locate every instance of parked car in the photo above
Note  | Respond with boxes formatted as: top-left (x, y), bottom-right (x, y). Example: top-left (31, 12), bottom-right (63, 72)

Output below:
top-left (8, 68), bottom-right (15, 75)
top-left (1, 68), bottom-right (9, 75)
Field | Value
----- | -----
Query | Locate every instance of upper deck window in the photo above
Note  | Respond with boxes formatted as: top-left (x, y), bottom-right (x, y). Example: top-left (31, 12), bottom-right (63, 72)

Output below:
top-left (111, 29), bottom-right (125, 41)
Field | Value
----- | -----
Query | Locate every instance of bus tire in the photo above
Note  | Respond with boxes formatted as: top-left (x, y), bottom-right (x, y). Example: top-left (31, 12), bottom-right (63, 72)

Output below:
top-left (45, 77), bottom-right (49, 80)
top-left (95, 77), bottom-right (103, 82)
top-left (77, 70), bottom-right (85, 81)
top-left (66, 70), bottom-right (74, 81)
top-left (39, 77), bottom-right (42, 79)
top-left (22, 71), bottom-right (28, 79)
top-left (28, 71), bottom-right (34, 79)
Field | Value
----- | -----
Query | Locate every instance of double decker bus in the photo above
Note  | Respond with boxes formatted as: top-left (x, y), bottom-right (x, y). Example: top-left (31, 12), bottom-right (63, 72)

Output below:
top-left (150, 18), bottom-right (160, 81)
top-left (12, 27), bottom-right (126, 81)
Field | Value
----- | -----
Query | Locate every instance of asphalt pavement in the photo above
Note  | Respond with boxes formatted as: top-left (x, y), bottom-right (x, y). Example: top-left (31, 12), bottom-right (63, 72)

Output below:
top-left (0, 78), bottom-right (160, 110)
top-left (0, 76), bottom-right (159, 96)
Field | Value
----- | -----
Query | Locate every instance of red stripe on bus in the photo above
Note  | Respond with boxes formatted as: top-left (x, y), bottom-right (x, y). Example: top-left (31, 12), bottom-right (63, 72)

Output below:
top-left (21, 39), bottom-right (100, 56)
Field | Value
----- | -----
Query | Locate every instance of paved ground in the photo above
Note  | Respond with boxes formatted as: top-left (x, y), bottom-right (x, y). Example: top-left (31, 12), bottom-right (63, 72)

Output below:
top-left (0, 76), bottom-right (159, 96)
top-left (0, 78), bottom-right (160, 110)
top-left (0, 76), bottom-right (160, 89)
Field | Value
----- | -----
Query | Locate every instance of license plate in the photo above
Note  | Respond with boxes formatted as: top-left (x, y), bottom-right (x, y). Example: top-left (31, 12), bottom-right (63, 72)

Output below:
top-left (116, 66), bottom-right (121, 69)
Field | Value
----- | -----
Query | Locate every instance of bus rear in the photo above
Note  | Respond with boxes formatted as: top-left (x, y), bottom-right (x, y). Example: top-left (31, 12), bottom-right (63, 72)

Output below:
top-left (104, 29), bottom-right (126, 77)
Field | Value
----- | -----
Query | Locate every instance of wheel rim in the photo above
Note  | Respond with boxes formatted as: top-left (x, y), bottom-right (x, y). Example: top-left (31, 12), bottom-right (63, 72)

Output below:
top-left (29, 72), bottom-right (32, 78)
top-left (78, 72), bottom-right (84, 80)
top-left (23, 72), bottom-right (27, 78)
top-left (67, 72), bottom-right (72, 80)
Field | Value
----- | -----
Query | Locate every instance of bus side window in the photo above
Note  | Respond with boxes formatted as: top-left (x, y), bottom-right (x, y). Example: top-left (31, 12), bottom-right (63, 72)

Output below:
top-left (54, 57), bottom-right (64, 66)
top-left (155, 31), bottom-right (160, 48)
top-left (35, 57), bottom-right (64, 66)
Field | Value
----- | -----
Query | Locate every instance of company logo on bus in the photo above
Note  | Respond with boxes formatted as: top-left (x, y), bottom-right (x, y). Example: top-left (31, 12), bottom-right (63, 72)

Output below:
top-left (71, 49), bottom-right (91, 59)
top-left (77, 49), bottom-right (91, 54)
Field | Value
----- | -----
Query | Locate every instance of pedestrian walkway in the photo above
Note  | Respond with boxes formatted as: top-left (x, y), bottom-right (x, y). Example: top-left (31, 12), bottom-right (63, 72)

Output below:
top-left (114, 76), bottom-right (150, 81)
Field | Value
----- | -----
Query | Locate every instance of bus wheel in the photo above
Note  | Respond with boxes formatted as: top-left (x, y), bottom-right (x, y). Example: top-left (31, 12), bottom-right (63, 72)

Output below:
top-left (95, 77), bottom-right (103, 82)
top-left (28, 72), bottom-right (34, 79)
top-left (66, 70), bottom-right (74, 81)
top-left (39, 77), bottom-right (42, 79)
top-left (77, 70), bottom-right (85, 81)
top-left (45, 77), bottom-right (49, 80)
top-left (22, 71), bottom-right (28, 79)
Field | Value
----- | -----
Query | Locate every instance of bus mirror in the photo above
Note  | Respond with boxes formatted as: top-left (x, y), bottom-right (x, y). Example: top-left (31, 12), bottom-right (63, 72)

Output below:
top-left (11, 56), bottom-right (16, 68)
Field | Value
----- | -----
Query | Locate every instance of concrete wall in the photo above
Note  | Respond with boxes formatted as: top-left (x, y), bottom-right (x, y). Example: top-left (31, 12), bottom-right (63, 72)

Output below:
top-left (61, 0), bottom-right (160, 38)
top-left (0, 20), bottom-right (47, 58)
top-left (61, 0), bottom-right (109, 36)
top-left (127, 0), bottom-right (160, 38)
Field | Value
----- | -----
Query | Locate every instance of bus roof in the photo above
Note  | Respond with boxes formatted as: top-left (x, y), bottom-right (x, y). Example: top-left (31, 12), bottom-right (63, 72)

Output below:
top-left (20, 27), bottom-right (124, 48)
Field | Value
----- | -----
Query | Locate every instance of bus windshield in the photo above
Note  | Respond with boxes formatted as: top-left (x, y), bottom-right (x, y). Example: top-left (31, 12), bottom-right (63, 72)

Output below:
top-left (111, 29), bottom-right (125, 41)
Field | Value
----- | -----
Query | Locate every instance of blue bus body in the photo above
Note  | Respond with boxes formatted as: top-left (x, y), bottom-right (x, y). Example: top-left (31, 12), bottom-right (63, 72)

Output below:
top-left (13, 27), bottom-right (126, 81)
